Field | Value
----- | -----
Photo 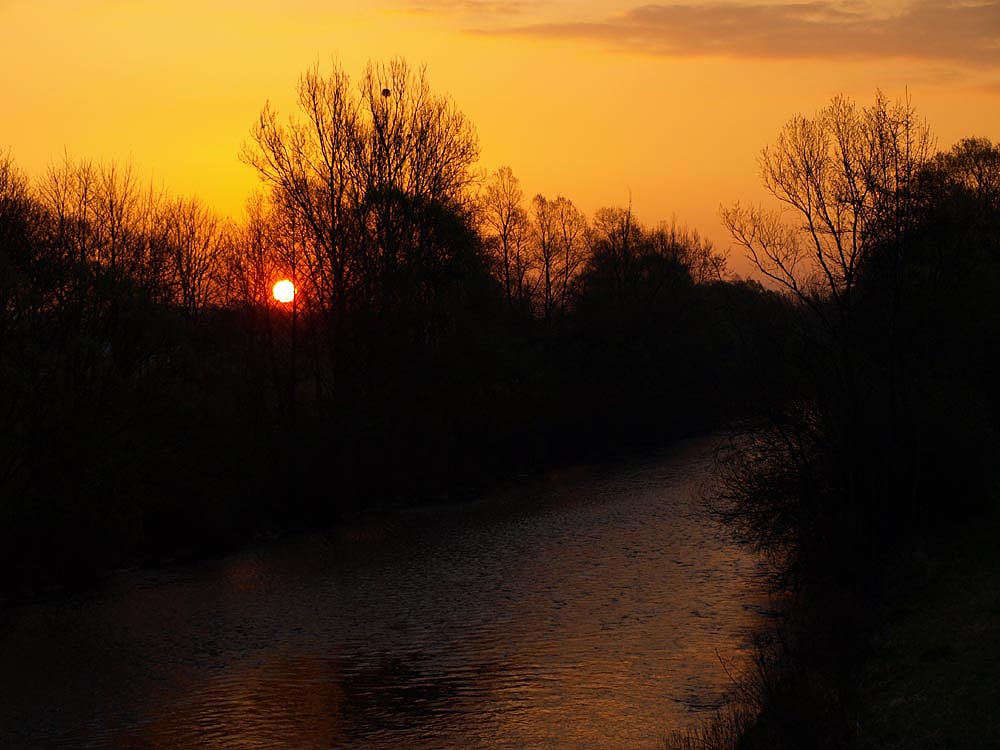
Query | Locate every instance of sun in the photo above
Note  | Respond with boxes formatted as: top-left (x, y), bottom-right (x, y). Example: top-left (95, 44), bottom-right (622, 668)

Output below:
top-left (272, 279), bottom-right (295, 303)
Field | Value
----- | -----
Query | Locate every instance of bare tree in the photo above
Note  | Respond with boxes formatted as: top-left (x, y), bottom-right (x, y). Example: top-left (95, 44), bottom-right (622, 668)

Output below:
top-left (242, 58), bottom-right (480, 320)
top-left (551, 195), bottom-right (588, 315)
top-left (37, 154), bottom-right (176, 305)
top-left (722, 91), bottom-right (934, 317)
top-left (93, 160), bottom-right (140, 273)
top-left (531, 194), bottom-right (558, 322)
top-left (356, 59), bottom-right (479, 206)
top-left (589, 204), bottom-right (641, 274)
top-left (39, 152), bottom-right (98, 277)
top-left (0, 150), bottom-right (38, 325)
top-left (126, 180), bottom-right (171, 304)
top-left (651, 220), bottom-right (726, 284)
top-left (221, 194), bottom-right (284, 308)
top-left (243, 63), bottom-right (357, 318)
top-left (530, 194), bottom-right (589, 321)
top-left (717, 92), bottom-right (940, 586)
top-left (927, 136), bottom-right (1000, 209)
top-left (481, 166), bottom-right (533, 307)
top-left (160, 196), bottom-right (225, 316)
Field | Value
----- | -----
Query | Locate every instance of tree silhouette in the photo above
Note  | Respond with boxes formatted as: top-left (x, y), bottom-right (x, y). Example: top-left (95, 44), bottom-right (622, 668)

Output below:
top-left (241, 59), bottom-right (484, 434)
top-left (160, 196), bottom-right (227, 316)
top-left (531, 193), bottom-right (588, 325)
top-left (0, 63), bottom-right (856, 597)
top-left (242, 59), bottom-right (479, 321)
top-left (718, 93), bottom-right (1000, 598)
top-left (481, 166), bottom-right (533, 310)
top-left (722, 91), bottom-right (933, 321)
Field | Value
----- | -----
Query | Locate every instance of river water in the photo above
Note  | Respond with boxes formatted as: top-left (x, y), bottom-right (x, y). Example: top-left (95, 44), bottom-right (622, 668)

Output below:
top-left (0, 436), bottom-right (769, 749)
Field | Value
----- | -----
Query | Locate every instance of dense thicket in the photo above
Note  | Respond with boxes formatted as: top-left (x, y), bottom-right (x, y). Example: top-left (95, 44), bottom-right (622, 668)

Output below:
top-left (716, 93), bottom-right (1000, 748)
top-left (722, 96), bottom-right (1000, 587)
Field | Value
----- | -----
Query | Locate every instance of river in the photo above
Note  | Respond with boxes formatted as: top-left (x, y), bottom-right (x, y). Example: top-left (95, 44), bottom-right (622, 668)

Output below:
top-left (0, 435), bottom-right (769, 749)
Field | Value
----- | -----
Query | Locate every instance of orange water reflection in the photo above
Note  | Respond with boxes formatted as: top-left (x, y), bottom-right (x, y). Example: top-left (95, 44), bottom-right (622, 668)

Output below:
top-left (0, 436), bottom-right (770, 749)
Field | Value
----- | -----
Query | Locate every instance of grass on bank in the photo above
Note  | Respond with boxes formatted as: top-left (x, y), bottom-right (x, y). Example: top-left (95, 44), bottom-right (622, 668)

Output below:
top-left (663, 505), bottom-right (1000, 750)
top-left (853, 515), bottom-right (1000, 749)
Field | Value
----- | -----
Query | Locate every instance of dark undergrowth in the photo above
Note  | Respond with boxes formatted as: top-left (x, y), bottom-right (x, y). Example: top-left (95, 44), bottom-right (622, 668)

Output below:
top-left (663, 429), bottom-right (1000, 750)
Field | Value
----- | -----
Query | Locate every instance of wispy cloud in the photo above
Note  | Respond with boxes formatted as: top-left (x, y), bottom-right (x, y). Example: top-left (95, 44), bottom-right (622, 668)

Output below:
top-left (472, 1), bottom-right (1000, 68)
top-left (398, 0), bottom-right (535, 16)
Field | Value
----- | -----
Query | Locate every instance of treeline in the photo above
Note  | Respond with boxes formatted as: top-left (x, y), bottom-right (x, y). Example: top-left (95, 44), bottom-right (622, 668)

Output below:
top-left (709, 93), bottom-right (1000, 748)
top-left (0, 59), bottom-right (790, 596)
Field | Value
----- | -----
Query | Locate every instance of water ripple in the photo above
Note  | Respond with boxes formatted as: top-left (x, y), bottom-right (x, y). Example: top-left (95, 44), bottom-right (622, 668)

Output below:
top-left (0, 436), bottom-right (769, 749)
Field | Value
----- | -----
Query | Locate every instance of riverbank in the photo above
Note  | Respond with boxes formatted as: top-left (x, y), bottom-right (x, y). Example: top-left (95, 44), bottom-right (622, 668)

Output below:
top-left (852, 512), bottom-right (1000, 748)
top-left (709, 508), bottom-right (1000, 750)
top-left (663, 477), bottom-right (1000, 750)
top-left (0, 420), bottom-right (725, 608)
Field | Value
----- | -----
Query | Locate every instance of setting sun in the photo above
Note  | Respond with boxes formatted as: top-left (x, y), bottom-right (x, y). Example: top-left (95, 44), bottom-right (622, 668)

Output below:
top-left (272, 279), bottom-right (295, 304)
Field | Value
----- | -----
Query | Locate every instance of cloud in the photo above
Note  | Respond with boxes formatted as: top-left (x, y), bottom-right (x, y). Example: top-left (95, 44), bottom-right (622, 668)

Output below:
top-left (473, 1), bottom-right (1000, 68)
top-left (398, 0), bottom-right (534, 16)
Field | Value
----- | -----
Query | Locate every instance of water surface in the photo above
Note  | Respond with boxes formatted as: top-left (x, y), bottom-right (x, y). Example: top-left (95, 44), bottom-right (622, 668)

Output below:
top-left (0, 436), bottom-right (768, 748)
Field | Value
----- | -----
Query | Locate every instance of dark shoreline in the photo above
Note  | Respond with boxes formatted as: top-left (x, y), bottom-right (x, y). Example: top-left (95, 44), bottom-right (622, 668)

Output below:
top-left (0, 421), bottom-right (736, 609)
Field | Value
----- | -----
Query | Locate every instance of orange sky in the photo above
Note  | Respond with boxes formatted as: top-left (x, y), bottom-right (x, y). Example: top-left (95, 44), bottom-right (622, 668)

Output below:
top-left (2, 0), bottom-right (999, 275)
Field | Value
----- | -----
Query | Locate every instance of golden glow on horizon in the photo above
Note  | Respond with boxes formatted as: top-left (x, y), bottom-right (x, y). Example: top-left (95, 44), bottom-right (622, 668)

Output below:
top-left (273, 279), bottom-right (295, 304)
top-left (2, 1), bottom-right (999, 277)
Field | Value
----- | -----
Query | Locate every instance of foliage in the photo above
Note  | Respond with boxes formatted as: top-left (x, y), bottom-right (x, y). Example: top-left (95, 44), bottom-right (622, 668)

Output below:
top-left (716, 92), bottom-right (1000, 750)
top-left (718, 93), bottom-right (1000, 586)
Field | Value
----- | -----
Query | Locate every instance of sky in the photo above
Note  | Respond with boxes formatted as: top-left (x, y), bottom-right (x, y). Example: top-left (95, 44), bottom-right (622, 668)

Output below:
top-left (2, 0), bottom-right (999, 273)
